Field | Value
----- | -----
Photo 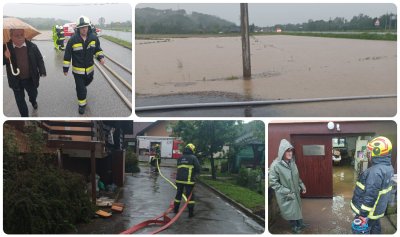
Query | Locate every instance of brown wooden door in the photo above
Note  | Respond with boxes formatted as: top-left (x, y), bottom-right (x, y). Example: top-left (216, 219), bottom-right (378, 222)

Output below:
top-left (292, 135), bottom-right (333, 198)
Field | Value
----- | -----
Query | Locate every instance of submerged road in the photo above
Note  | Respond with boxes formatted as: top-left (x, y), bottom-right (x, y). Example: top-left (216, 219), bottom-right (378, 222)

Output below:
top-left (74, 165), bottom-right (264, 234)
top-left (3, 37), bottom-right (132, 117)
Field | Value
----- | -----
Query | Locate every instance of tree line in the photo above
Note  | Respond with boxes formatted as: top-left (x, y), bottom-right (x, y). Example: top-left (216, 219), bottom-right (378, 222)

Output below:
top-left (265, 13), bottom-right (397, 32)
top-left (135, 7), bottom-right (237, 34)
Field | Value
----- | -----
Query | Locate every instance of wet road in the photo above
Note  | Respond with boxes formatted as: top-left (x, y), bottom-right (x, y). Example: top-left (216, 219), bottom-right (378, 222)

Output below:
top-left (3, 37), bottom-right (132, 117)
top-left (74, 165), bottom-right (264, 234)
top-left (136, 95), bottom-right (396, 117)
top-left (269, 165), bottom-right (396, 234)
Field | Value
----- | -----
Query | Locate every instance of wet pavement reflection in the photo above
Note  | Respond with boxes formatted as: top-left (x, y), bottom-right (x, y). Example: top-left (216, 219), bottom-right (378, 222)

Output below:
top-left (74, 165), bottom-right (264, 234)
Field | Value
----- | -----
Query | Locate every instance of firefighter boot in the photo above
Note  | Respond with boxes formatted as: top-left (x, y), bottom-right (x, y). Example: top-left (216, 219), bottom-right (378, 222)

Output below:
top-left (298, 219), bottom-right (310, 230)
top-left (173, 206), bottom-right (179, 214)
top-left (32, 102), bottom-right (38, 110)
top-left (188, 207), bottom-right (194, 218)
top-left (79, 105), bottom-right (86, 115)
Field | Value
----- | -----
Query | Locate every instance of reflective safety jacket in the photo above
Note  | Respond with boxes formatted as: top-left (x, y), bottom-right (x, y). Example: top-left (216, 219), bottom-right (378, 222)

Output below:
top-left (351, 156), bottom-right (394, 219)
top-left (176, 153), bottom-right (201, 185)
top-left (63, 32), bottom-right (104, 75)
top-left (57, 29), bottom-right (65, 41)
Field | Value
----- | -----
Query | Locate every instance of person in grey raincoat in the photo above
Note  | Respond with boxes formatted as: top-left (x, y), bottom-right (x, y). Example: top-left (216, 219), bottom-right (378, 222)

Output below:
top-left (269, 139), bottom-right (308, 233)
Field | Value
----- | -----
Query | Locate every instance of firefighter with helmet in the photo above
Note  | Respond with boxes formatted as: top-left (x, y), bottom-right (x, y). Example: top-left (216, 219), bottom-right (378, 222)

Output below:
top-left (56, 25), bottom-right (65, 50)
top-left (149, 144), bottom-right (161, 173)
top-left (63, 16), bottom-right (105, 114)
top-left (350, 136), bottom-right (394, 234)
top-left (174, 143), bottom-right (201, 217)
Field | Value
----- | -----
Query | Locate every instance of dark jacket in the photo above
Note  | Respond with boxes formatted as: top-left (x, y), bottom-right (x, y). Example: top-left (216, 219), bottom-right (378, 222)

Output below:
top-left (351, 156), bottom-right (394, 219)
top-left (176, 152), bottom-right (201, 185)
top-left (269, 139), bottom-right (306, 220)
top-left (63, 31), bottom-right (104, 75)
top-left (3, 40), bottom-right (46, 89)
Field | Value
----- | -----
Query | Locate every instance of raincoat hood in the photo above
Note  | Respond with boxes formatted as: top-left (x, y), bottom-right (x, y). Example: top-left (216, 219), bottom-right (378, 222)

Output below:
top-left (277, 139), bottom-right (294, 161)
top-left (371, 155), bottom-right (392, 166)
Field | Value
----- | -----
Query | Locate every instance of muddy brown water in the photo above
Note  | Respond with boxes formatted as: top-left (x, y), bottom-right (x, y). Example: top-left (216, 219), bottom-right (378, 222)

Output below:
top-left (136, 35), bottom-right (396, 101)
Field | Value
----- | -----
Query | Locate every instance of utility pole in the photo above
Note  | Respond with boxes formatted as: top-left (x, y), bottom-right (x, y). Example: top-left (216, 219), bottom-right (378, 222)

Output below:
top-left (240, 3), bottom-right (251, 78)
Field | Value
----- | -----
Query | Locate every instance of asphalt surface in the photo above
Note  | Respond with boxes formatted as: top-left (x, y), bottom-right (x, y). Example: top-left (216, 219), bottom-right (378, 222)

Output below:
top-left (3, 38), bottom-right (132, 117)
top-left (136, 95), bottom-right (396, 117)
top-left (74, 165), bottom-right (264, 234)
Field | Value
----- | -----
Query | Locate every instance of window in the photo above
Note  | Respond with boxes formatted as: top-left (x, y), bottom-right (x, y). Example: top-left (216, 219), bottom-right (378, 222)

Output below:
top-left (332, 137), bottom-right (346, 148)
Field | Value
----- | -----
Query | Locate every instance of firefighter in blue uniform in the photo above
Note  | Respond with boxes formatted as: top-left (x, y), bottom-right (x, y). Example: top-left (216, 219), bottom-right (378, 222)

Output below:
top-left (174, 143), bottom-right (201, 217)
top-left (56, 25), bottom-right (65, 50)
top-left (350, 136), bottom-right (394, 234)
top-left (150, 144), bottom-right (161, 173)
top-left (63, 16), bottom-right (105, 114)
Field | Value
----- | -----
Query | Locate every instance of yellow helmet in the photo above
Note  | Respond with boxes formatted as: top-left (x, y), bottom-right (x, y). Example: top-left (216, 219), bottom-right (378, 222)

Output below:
top-left (185, 143), bottom-right (196, 153)
top-left (367, 136), bottom-right (392, 157)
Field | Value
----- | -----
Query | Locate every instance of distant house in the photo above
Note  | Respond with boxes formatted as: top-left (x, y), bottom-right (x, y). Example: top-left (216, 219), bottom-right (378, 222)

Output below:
top-left (275, 27), bottom-right (282, 33)
top-left (231, 124), bottom-right (265, 173)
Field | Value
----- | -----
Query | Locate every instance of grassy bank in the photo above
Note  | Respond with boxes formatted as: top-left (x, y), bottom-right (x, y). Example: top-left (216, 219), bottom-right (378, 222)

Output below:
top-left (101, 35), bottom-right (132, 49)
top-left (136, 32), bottom-right (396, 41)
top-left (200, 177), bottom-right (264, 211)
top-left (103, 28), bottom-right (132, 32)
top-left (277, 32), bottom-right (397, 41)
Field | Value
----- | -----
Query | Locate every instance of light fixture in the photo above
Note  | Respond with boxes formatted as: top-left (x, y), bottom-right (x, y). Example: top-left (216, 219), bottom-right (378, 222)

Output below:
top-left (327, 122), bottom-right (335, 130)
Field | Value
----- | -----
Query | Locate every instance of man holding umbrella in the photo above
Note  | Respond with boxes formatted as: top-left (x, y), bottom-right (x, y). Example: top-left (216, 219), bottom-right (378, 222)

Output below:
top-left (3, 18), bottom-right (46, 117)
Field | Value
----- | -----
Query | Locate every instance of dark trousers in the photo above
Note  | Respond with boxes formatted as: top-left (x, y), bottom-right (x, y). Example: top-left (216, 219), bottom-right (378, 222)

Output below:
top-left (12, 79), bottom-right (38, 117)
top-left (174, 183), bottom-right (195, 213)
top-left (289, 219), bottom-right (303, 228)
top-left (73, 72), bottom-right (94, 106)
top-left (368, 219), bottom-right (381, 234)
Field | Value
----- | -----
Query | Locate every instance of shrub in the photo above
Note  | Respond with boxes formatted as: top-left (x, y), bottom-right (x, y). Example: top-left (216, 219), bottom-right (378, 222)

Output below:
top-left (220, 160), bottom-right (228, 173)
top-left (236, 167), bottom-right (263, 194)
top-left (3, 125), bottom-right (94, 234)
top-left (125, 147), bottom-right (140, 173)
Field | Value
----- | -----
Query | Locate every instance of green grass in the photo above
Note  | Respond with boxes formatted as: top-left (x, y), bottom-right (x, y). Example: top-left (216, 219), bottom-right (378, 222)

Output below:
top-left (101, 35), bottom-right (132, 49)
top-left (200, 177), bottom-right (264, 211)
top-left (136, 32), bottom-right (396, 41)
top-left (257, 32), bottom-right (397, 41)
top-left (104, 28), bottom-right (132, 32)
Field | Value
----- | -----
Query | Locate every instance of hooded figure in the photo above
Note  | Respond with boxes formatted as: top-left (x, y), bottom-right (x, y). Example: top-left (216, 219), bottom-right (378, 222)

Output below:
top-left (269, 139), bottom-right (308, 233)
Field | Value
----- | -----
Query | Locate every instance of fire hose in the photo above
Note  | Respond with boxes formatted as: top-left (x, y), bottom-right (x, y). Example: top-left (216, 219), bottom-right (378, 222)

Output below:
top-left (120, 159), bottom-right (192, 234)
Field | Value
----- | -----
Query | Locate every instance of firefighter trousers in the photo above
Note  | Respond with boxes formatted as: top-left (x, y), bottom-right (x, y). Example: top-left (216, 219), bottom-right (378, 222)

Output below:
top-left (73, 72), bottom-right (94, 106)
top-left (174, 183), bottom-right (195, 214)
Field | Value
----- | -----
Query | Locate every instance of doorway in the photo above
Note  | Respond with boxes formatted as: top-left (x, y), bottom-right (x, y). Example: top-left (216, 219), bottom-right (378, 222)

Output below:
top-left (292, 133), bottom-right (374, 198)
top-left (292, 135), bottom-right (333, 197)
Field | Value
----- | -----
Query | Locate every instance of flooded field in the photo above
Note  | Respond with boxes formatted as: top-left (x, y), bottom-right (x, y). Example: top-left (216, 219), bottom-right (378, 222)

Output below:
top-left (136, 35), bottom-right (396, 102)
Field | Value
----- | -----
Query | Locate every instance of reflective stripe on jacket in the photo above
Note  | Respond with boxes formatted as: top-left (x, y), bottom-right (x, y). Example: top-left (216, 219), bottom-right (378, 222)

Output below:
top-left (350, 156), bottom-right (394, 219)
top-left (63, 31), bottom-right (104, 74)
top-left (176, 154), bottom-right (201, 185)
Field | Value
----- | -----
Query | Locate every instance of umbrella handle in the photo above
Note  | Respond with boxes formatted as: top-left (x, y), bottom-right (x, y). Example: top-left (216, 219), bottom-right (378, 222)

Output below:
top-left (5, 44), bottom-right (21, 76)
top-left (10, 61), bottom-right (20, 76)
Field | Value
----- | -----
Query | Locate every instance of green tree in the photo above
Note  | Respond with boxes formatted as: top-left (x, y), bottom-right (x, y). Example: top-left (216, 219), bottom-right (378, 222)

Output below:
top-left (172, 121), bottom-right (239, 180)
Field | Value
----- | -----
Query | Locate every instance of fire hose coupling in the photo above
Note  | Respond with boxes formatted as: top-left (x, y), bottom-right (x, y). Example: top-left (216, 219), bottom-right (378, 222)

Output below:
top-left (352, 217), bottom-right (370, 234)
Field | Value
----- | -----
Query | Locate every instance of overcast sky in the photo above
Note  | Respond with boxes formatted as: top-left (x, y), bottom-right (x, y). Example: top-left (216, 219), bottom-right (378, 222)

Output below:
top-left (3, 3), bottom-right (131, 23)
top-left (136, 3), bottom-right (397, 26)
